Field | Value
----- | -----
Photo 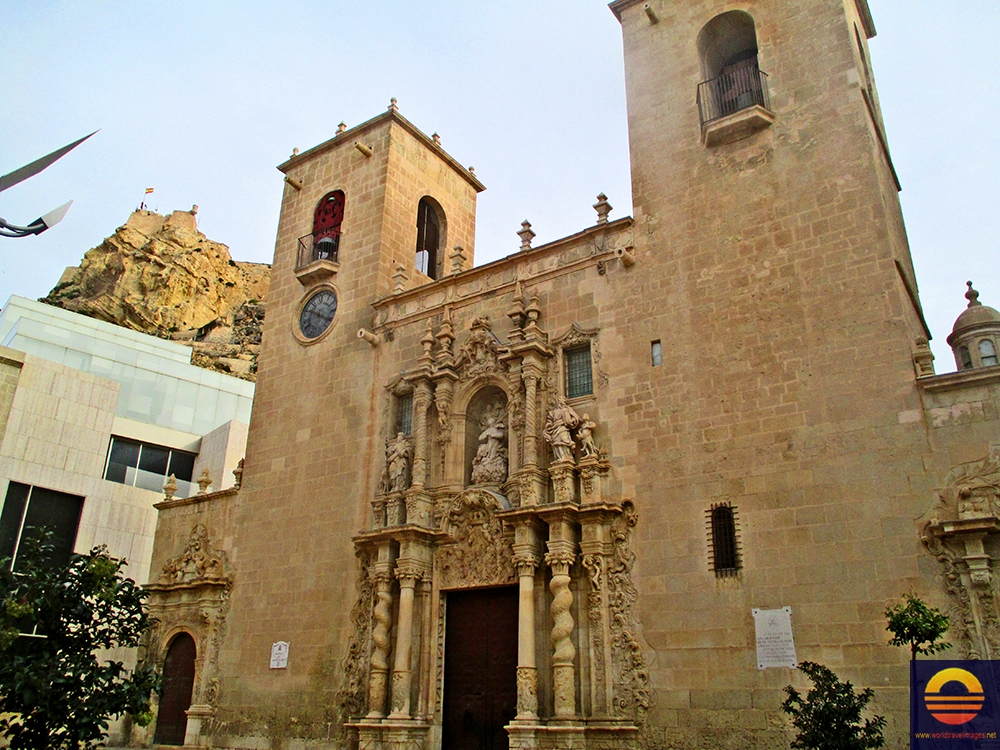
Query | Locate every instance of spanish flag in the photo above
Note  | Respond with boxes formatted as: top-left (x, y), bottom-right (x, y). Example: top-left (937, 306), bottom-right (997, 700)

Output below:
top-left (145, 187), bottom-right (154, 195)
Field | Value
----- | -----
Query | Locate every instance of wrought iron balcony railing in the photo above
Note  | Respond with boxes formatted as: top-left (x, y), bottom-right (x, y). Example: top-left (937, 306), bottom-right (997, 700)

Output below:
top-left (296, 232), bottom-right (339, 270)
top-left (697, 65), bottom-right (771, 126)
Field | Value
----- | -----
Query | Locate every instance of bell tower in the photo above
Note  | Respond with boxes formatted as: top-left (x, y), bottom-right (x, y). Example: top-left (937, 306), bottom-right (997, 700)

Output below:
top-left (220, 103), bottom-right (483, 722)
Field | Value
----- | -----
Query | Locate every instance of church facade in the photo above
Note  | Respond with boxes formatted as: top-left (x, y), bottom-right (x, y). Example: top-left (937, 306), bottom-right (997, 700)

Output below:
top-left (136, 1), bottom-right (1000, 749)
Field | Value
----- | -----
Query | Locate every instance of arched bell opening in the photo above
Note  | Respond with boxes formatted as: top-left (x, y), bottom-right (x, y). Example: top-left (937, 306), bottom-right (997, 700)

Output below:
top-left (464, 386), bottom-right (509, 488)
top-left (154, 631), bottom-right (197, 746)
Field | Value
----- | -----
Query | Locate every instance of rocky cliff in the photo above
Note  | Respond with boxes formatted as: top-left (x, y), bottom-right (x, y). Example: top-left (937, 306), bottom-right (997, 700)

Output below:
top-left (42, 208), bottom-right (270, 380)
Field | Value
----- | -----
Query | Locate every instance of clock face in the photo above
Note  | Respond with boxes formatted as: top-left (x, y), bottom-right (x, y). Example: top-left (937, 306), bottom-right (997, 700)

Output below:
top-left (299, 289), bottom-right (338, 339)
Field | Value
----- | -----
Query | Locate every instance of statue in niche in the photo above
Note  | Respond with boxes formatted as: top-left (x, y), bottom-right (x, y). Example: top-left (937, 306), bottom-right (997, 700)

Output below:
top-left (576, 413), bottom-right (598, 458)
top-left (471, 403), bottom-right (508, 485)
top-left (386, 432), bottom-right (412, 492)
top-left (544, 396), bottom-right (581, 463)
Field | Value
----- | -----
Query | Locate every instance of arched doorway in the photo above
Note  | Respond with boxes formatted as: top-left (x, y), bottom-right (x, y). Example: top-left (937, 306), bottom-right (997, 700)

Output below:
top-left (154, 632), bottom-right (197, 745)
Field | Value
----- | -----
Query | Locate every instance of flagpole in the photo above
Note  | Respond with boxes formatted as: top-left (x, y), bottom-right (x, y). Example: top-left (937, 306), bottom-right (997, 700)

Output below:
top-left (140, 187), bottom-right (154, 211)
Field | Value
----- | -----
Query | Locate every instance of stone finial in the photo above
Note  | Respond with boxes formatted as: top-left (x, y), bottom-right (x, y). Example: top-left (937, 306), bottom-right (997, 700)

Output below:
top-left (291, 147), bottom-right (300, 158)
top-left (518, 220), bottom-right (536, 251)
top-left (593, 193), bottom-right (612, 225)
top-left (337, 122), bottom-right (347, 133)
top-left (420, 323), bottom-right (435, 365)
top-left (163, 473), bottom-right (178, 501)
top-left (435, 307), bottom-right (455, 356)
top-left (233, 458), bottom-right (245, 489)
top-left (190, 204), bottom-right (199, 216)
top-left (507, 283), bottom-right (526, 330)
top-left (967, 281), bottom-right (982, 308)
top-left (913, 337), bottom-right (935, 378)
top-left (197, 468), bottom-right (212, 496)
top-left (449, 245), bottom-right (467, 274)
top-left (389, 97), bottom-right (399, 111)
top-left (432, 132), bottom-right (441, 145)
top-left (468, 166), bottom-right (475, 174)
top-left (392, 264), bottom-right (409, 294)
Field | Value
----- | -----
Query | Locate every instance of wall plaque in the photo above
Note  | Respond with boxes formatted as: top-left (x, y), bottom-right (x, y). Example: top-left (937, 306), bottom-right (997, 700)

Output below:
top-left (270, 641), bottom-right (289, 669)
top-left (752, 607), bottom-right (797, 669)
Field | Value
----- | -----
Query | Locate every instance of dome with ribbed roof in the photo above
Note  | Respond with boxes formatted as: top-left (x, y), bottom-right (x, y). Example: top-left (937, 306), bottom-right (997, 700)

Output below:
top-left (947, 282), bottom-right (1000, 370)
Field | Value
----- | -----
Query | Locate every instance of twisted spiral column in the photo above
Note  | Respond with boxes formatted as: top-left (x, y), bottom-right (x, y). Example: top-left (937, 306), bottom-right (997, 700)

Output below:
top-left (546, 546), bottom-right (577, 719)
top-left (366, 570), bottom-right (394, 718)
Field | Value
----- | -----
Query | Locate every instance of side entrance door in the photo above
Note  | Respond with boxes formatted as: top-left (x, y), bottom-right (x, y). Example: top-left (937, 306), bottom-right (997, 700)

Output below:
top-left (442, 586), bottom-right (518, 750)
top-left (154, 632), bottom-right (197, 745)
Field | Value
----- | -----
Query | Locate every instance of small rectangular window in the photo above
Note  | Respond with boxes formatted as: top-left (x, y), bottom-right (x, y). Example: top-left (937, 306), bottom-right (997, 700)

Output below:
top-left (565, 346), bottom-right (593, 399)
top-left (707, 502), bottom-right (741, 577)
top-left (395, 394), bottom-right (413, 436)
top-left (651, 340), bottom-right (662, 367)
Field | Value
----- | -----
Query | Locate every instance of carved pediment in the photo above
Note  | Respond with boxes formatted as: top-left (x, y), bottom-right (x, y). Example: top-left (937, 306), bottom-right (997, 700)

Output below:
top-left (924, 443), bottom-right (1000, 524)
top-left (437, 488), bottom-right (515, 589)
top-left (456, 317), bottom-right (505, 381)
top-left (155, 524), bottom-right (232, 588)
top-left (551, 322), bottom-right (599, 349)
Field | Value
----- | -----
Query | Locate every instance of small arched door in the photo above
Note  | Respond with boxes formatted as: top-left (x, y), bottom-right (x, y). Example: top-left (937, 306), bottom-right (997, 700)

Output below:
top-left (154, 633), bottom-right (197, 745)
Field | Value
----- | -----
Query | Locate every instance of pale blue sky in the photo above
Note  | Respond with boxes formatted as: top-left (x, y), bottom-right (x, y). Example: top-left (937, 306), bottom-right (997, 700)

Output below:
top-left (1, 1), bottom-right (997, 372)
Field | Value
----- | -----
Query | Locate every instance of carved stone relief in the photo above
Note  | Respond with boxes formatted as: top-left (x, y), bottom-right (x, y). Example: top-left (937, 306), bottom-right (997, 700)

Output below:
top-left (457, 317), bottom-right (503, 381)
top-left (922, 443), bottom-right (1000, 659)
top-left (437, 488), bottom-right (515, 590)
top-left (335, 551), bottom-right (374, 721)
top-left (471, 400), bottom-right (509, 485)
top-left (607, 501), bottom-right (653, 721)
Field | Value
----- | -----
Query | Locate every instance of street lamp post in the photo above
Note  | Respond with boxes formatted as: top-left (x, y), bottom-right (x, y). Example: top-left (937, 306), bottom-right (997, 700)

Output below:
top-left (0, 131), bottom-right (97, 239)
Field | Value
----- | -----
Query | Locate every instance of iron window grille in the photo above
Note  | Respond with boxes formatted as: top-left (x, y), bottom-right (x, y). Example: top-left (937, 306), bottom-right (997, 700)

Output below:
top-left (707, 502), bottom-right (741, 577)
top-left (564, 345), bottom-right (594, 399)
top-left (395, 394), bottom-right (414, 436)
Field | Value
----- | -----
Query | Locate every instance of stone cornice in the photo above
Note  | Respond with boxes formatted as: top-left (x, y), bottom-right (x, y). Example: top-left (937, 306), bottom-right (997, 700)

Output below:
top-left (277, 109), bottom-right (485, 193)
top-left (154, 486), bottom-right (239, 511)
top-left (371, 217), bottom-right (633, 330)
top-left (918, 367), bottom-right (1000, 393)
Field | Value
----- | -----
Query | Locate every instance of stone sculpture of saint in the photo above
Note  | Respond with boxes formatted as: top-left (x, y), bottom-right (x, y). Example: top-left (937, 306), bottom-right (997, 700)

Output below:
top-left (387, 432), bottom-right (411, 492)
top-left (471, 414), bottom-right (508, 484)
top-left (544, 396), bottom-right (581, 463)
top-left (576, 414), bottom-right (598, 458)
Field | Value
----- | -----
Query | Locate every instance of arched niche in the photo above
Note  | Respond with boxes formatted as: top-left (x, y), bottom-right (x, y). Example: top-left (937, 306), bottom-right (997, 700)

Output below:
top-left (464, 386), bottom-right (509, 488)
top-left (697, 10), bottom-right (759, 81)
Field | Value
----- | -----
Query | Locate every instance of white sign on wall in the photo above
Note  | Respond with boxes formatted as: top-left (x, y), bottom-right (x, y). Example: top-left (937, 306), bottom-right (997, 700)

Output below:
top-left (270, 641), bottom-right (289, 669)
top-left (752, 607), bottom-right (797, 669)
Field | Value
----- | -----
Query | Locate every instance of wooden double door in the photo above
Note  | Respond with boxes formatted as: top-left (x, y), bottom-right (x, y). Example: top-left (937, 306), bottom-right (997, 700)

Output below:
top-left (442, 586), bottom-right (518, 750)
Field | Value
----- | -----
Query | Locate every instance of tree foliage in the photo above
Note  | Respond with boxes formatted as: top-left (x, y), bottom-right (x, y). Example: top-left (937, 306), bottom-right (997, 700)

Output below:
top-left (0, 534), bottom-right (158, 749)
top-left (782, 661), bottom-right (886, 750)
top-left (885, 594), bottom-right (951, 660)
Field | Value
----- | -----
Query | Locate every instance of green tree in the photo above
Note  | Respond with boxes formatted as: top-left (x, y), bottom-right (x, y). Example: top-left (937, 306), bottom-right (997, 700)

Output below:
top-left (885, 594), bottom-right (951, 660)
top-left (0, 534), bottom-right (158, 749)
top-left (782, 661), bottom-right (886, 750)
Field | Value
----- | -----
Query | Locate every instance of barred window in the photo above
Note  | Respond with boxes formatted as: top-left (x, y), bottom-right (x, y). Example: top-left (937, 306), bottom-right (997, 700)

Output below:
top-left (564, 345), bottom-right (593, 399)
top-left (707, 502), bottom-right (740, 576)
top-left (395, 394), bottom-right (413, 436)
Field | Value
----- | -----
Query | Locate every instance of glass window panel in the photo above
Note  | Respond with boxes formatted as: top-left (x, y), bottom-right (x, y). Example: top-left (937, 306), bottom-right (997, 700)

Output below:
top-left (138, 444), bottom-right (170, 477)
top-left (0, 482), bottom-right (31, 566)
top-left (105, 438), bottom-right (140, 484)
top-left (19, 486), bottom-right (84, 570)
top-left (980, 340), bottom-right (998, 367)
top-left (565, 346), bottom-right (593, 398)
top-left (168, 452), bottom-right (196, 483)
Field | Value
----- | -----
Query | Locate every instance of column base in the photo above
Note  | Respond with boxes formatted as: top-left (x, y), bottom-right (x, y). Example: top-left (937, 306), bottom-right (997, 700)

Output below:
top-left (348, 719), bottom-right (429, 750)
